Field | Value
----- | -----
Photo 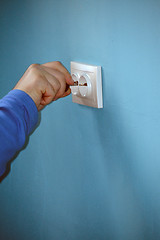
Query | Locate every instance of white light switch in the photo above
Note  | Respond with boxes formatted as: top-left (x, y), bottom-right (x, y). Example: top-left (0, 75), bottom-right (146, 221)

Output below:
top-left (70, 62), bottom-right (103, 108)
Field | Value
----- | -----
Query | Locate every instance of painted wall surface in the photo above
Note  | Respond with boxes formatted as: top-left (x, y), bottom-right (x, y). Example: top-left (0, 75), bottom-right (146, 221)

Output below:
top-left (0, 0), bottom-right (160, 239)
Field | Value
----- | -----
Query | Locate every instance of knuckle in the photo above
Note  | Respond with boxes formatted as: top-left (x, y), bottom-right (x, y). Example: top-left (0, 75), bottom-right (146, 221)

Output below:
top-left (55, 61), bottom-right (62, 66)
top-left (28, 64), bottom-right (40, 76)
top-left (28, 63), bottom-right (39, 70)
top-left (28, 64), bottom-right (42, 83)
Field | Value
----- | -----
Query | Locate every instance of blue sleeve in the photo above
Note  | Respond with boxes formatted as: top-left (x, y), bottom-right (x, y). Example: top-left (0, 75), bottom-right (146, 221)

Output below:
top-left (0, 89), bottom-right (38, 176)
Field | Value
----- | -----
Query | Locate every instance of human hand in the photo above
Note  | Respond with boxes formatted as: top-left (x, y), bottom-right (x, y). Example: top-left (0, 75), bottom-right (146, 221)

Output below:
top-left (14, 61), bottom-right (74, 111)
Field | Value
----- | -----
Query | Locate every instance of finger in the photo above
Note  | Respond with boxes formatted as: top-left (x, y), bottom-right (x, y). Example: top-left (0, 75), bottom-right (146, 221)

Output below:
top-left (37, 81), bottom-right (56, 111)
top-left (53, 86), bottom-right (72, 101)
top-left (54, 88), bottom-right (71, 101)
top-left (39, 68), bottom-right (61, 96)
top-left (42, 61), bottom-right (74, 86)
top-left (41, 65), bottom-right (67, 100)
top-left (61, 87), bottom-right (71, 98)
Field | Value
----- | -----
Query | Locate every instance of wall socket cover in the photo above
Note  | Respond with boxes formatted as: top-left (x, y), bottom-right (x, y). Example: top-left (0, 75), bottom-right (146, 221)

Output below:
top-left (70, 62), bottom-right (103, 108)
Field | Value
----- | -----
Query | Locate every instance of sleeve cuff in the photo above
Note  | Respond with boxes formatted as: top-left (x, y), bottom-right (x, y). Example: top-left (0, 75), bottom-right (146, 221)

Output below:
top-left (2, 89), bottom-right (38, 134)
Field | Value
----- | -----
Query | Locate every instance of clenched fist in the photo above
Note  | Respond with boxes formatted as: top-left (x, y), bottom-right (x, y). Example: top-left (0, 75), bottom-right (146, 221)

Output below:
top-left (14, 61), bottom-right (74, 111)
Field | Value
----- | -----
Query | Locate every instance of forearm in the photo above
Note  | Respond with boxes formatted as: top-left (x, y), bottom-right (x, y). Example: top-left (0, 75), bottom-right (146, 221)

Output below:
top-left (0, 90), bottom-right (38, 176)
top-left (0, 61), bottom-right (73, 177)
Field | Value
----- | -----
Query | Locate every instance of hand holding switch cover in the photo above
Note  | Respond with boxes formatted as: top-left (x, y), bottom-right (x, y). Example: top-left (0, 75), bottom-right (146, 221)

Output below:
top-left (0, 61), bottom-right (74, 177)
top-left (14, 61), bottom-right (74, 111)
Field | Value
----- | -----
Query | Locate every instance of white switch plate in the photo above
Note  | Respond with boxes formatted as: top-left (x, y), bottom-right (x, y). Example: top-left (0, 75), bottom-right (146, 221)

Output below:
top-left (70, 62), bottom-right (103, 108)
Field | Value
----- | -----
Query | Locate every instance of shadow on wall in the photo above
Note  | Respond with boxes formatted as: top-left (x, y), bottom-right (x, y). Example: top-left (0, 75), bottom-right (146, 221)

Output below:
top-left (0, 112), bottom-right (41, 183)
top-left (0, 137), bottom-right (30, 183)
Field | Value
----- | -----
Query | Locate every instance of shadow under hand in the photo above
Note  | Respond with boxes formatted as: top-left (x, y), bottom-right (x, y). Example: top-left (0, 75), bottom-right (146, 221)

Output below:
top-left (0, 112), bottom-right (41, 183)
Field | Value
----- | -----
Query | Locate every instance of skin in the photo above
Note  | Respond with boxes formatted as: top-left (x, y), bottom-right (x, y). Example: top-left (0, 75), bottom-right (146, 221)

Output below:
top-left (14, 61), bottom-right (74, 111)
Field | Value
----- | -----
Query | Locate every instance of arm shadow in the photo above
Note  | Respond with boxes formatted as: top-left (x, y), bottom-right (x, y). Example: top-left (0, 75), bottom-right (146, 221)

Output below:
top-left (0, 112), bottom-right (41, 183)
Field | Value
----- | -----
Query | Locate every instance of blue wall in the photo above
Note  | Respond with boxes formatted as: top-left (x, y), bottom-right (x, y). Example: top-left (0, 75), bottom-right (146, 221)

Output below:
top-left (0, 0), bottom-right (160, 239)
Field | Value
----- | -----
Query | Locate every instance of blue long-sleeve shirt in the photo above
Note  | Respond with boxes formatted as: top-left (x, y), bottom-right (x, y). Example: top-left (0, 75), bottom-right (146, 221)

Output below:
top-left (0, 89), bottom-right (38, 176)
